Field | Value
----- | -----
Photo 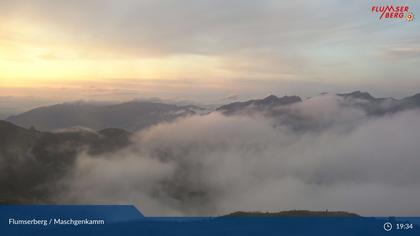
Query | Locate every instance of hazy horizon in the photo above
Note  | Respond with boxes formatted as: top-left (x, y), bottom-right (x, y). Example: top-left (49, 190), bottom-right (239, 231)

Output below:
top-left (1, 89), bottom-right (420, 120)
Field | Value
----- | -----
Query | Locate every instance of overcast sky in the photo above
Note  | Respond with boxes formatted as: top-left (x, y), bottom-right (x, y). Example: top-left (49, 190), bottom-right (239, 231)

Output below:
top-left (0, 0), bottom-right (419, 103)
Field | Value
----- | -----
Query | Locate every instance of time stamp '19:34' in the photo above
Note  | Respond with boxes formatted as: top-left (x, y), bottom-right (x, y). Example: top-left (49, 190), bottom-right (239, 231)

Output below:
top-left (383, 222), bottom-right (414, 231)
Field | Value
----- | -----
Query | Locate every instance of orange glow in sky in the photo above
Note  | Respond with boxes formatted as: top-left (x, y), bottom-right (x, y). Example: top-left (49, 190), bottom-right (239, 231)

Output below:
top-left (0, 19), bottom-right (232, 88)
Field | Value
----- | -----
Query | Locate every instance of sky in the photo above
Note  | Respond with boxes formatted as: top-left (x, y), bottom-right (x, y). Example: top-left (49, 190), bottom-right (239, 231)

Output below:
top-left (0, 0), bottom-right (420, 104)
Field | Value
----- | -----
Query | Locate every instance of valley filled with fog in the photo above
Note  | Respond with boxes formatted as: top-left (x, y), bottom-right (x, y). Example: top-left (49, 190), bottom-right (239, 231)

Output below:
top-left (1, 92), bottom-right (420, 216)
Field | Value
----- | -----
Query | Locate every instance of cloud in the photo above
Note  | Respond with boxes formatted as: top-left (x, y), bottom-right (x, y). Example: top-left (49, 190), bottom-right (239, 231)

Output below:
top-left (0, 0), bottom-right (368, 56)
top-left (55, 151), bottom-right (179, 215)
top-left (380, 47), bottom-right (420, 60)
top-left (53, 97), bottom-right (420, 216)
top-left (2, 0), bottom-right (420, 99)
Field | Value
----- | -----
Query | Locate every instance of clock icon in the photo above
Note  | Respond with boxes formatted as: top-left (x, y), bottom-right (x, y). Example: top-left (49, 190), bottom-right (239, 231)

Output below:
top-left (384, 222), bottom-right (393, 232)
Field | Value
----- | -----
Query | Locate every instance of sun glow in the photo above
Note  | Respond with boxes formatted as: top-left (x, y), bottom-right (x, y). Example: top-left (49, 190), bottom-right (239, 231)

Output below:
top-left (0, 20), bottom-right (226, 88)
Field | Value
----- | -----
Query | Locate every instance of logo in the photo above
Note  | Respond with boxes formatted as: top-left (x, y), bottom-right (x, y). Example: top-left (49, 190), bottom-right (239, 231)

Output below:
top-left (371, 5), bottom-right (414, 21)
top-left (406, 12), bottom-right (414, 21)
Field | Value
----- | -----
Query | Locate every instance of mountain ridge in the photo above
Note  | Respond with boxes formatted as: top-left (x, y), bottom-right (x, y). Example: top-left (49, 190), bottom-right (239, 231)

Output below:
top-left (216, 95), bottom-right (302, 114)
top-left (0, 120), bottom-right (132, 203)
top-left (6, 101), bottom-right (198, 132)
top-left (5, 91), bottom-right (420, 132)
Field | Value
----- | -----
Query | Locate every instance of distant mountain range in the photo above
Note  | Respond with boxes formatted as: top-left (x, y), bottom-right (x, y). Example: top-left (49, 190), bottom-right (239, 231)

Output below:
top-left (5, 91), bottom-right (420, 132)
top-left (217, 91), bottom-right (420, 116)
top-left (6, 101), bottom-right (202, 132)
top-left (1, 91), bottom-right (420, 212)
top-left (216, 95), bottom-right (302, 114)
top-left (336, 91), bottom-right (420, 115)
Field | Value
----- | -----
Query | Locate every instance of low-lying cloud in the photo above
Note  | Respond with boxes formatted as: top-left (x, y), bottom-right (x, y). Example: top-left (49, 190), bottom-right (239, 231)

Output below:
top-left (53, 96), bottom-right (420, 216)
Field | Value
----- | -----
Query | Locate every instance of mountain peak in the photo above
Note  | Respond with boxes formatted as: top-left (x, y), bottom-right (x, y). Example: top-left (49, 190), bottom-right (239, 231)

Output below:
top-left (405, 93), bottom-right (420, 100)
top-left (217, 94), bottom-right (302, 114)
top-left (263, 94), bottom-right (278, 101)
top-left (337, 91), bottom-right (376, 101)
top-left (257, 95), bottom-right (280, 106)
top-left (400, 93), bottom-right (420, 108)
top-left (258, 95), bottom-right (302, 105)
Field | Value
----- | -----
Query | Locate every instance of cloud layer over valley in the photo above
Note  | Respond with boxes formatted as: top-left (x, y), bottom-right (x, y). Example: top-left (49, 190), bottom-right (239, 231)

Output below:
top-left (51, 95), bottom-right (420, 216)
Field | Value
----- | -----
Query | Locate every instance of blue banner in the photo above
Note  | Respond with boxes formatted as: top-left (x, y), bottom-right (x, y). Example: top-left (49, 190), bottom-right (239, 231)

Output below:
top-left (0, 205), bottom-right (419, 236)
